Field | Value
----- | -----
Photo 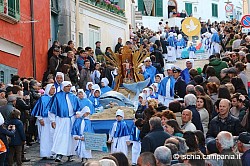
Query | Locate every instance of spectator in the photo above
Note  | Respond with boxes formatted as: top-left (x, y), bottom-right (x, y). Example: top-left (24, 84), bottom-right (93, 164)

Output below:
top-left (237, 132), bottom-right (250, 166)
top-left (235, 62), bottom-right (248, 93)
top-left (160, 110), bottom-right (176, 126)
top-left (8, 109), bottom-right (26, 166)
top-left (48, 46), bottom-right (61, 76)
top-left (196, 96), bottom-right (209, 135)
top-left (184, 94), bottom-right (203, 131)
top-left (0, 95), bottom-right (16, 125)
top-left (208, 56), bottom-right (228, 79)
top-left (183, 131), bottom-right (199, 153)
top-left (186, 84), bottom-right (196, 95)
top-left (111, 152), bottom-right (129, 166)
top-left (206, 99), bottom-right (244, 139)
top-left (137, 152), bottom-right (156, 166)
top-left (115, 37), bottom-right (123, 53)
top-left (77, 50), bottom-right (87, 72)
top-left (168, 101), bottom-right (182, 126)
top-left (79, 60), bottom-right (92, 90)
top-left (165, 119), bottom-right (183, 137)
top-left (194, 130), bottom-right (206, 154)
top-left (220, 68), bottom-right (231, 85)
top-left (141, 117), bottom-right (170, 153)
top-left (154, 146), bottom-right (172, 166)
top-left (0, 89), bottom-right (7, 107)
top-left (206, 82), bottom-right (219, 105)
top-left (181, 109), bottom-right (196, 132)
top-left (216, 131), bottom-right (242, 166)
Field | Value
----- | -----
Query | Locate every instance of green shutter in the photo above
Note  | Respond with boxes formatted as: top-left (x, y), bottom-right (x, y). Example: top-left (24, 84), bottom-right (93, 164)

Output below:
top-left (138, 0), bottom-right (144, 15)
top-left (0, 0), bottom-right (3, 13)
top-left (185, 3), bottom-right (192, 16)
top-left (8, 0), bottom-right (15, 17)
top-left (15, 0), bottom-right (20, 20)
top-left (155, 0), bottom-right (163, 17)
top-left (212, 3), bottom-right (218, 17)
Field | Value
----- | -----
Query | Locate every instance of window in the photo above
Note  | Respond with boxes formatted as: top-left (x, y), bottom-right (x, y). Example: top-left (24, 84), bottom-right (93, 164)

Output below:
top-left (155, 0), bottom-right (163, 17)
top-left (0, 0), bottom-right (20, 20)
top-left (0, 71), bottom-right (4, 83)
top-left (51, 0), bottom-right (59, 13)
top-left (194, 6), bottom-right (197, 13)
top-left (89, 25), bottom-right (100, 50)
top-left (185, 3), bottom-right (192, 16)
top-left (79, 32), bottom-right (83, 48)
top-left (212, 3), bottom-right (218, 17)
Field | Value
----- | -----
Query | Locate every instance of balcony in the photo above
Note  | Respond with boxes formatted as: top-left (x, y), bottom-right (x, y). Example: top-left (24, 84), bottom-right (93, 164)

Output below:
top-left (80, 0), bottom-right (125, 17)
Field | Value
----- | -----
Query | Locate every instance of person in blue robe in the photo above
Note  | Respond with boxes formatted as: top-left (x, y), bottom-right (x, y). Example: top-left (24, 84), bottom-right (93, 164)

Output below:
top-left (144, 57), bottom-right (158, 85)
top-left (31, 84), bottom-right (55, 159)
top-left (138, 63), bottom-right (151, 86)
top-left (100, 78), bottom-right (112, 94)
top-left (151, 83), bottom-right (159, 99)
top-left (158, 76), bottom-right (176, 107)
top-left (211, 28), bottom-right (221, 54)
top-left (129, 122), bottom-right (141, 165)
top-left (176, 34), bottom-right (186, 59)
top-left (147, 86), bottom-right (157, 99)
top-left (167, 32), bottom-right (177, 62)
top-left (71, 106), bottom-right (94, 162)
top-left (108, 109), bottom-right (130, 156)
top-left (54, 72), bottom-right (64, 93)
top-left (88, 88), bottom-right (103, 113)
top-left (188, 43), bottom-right (197, 59)
top-left (181, 59), bottom-right (194, 84)
top-left (77, 89), bottom-right (95, 115)
top-left (48, 81), bottom-right (81, 162)
top-left (85, 82), bottom-right (93, 98)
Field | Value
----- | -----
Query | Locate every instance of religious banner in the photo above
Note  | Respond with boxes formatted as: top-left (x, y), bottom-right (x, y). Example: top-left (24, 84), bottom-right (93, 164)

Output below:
top-left (84, 132), bottom-right (108, 152)
top-left (143, 0), bottom-right (154, 16)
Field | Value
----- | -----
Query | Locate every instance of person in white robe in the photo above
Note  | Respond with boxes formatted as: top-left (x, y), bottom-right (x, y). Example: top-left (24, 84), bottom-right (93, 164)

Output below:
top-left (108, 109), bottom-right (130, 156)
top-left (31, 84), bottom-right (55, 159)
top-left (71, 106), bottom-right (94, 163)
top-left (48, 81), bottom-right (81, 162)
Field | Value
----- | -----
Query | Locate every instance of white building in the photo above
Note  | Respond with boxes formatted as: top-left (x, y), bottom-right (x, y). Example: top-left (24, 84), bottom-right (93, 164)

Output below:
top-left (57, 0), bottom-right (135, 51)
top-left (135, 0), bottom-right (243, 31)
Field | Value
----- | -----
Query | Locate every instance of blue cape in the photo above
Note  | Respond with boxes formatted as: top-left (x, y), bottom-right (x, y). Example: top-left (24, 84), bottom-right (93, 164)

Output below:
top-left (101, 86), bottom-right (112, 94)
top-left (78, 98), bottom-right (95, 115)
top-left (110, 120), bottom-right (130, 138)
top-left (31, 95), bottom-right (51, 117)
top-left (71, 118), bottom-right (94, 136)
top-left (158, 76), bottom-right (176, 97)
top-left (89, 96), bottom-right (102, 108)
top-left (48, 91), bottom-right (80, 117)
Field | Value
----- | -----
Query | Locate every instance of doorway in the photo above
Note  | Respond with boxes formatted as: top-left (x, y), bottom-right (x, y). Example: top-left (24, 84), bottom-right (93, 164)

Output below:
top-left (168, 0), bottom-right (177, 18)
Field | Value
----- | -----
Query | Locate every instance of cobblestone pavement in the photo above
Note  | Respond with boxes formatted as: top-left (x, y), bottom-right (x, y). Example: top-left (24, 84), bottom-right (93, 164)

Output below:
top-left (22, 58), bottom-right (209, 166)
top-left (23, 143), bottom-right (132, 166)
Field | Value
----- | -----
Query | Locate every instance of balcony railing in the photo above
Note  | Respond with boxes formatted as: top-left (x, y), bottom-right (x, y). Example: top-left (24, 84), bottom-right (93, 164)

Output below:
top-left (81, 0), bottom-right (125, 17)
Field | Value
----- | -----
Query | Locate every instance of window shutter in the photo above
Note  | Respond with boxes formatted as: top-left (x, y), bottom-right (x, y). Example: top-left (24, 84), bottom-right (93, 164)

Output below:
top-left (155, 0), bottom-right (163, 17)
top-left (0, 0), bottom-right (3, 13)
top-left (15, 0), bottom-right (20, 20)
top-left (138, 0), bottom-right (144, 14)
top-left (8, 0), bottom-right (15, 17)
top-left (212, 3), bottom-right (218, 17)
top-left (185, 3), bottom-right (192, 16)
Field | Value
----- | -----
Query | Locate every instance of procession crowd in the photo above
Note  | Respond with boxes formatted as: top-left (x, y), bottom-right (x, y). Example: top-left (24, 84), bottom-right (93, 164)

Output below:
top-left (1, 18), bottom-right (250, 166)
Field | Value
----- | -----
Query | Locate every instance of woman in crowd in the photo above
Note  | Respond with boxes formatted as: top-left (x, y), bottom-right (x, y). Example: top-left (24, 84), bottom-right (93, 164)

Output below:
top-left (164, 119), bottom-right (183, 137)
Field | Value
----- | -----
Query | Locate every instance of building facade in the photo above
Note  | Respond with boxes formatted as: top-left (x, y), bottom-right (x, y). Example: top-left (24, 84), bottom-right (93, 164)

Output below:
top-left (57, 0), bottom-right (135, 52)
top-left (136, 0), bottom-right (243, 31)
top-left (0, 0), bottom-right (51, 83)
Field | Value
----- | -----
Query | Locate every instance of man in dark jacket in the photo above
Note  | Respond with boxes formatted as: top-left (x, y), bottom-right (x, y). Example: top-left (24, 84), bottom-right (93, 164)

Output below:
top-left (79, 60), bottom-right (92, 90)
top-left (49, 47), bottom-right (61, 76)
top-left (237, 132), bottom-right (250, 166)
top-left (0, 95), bottom-right (16, 125)
top-left (173, 67), bottom-right (186, 98)
top-left (115, 37), bottom-right (123, 53)
top-left (141, 117), bottom-right (170, 153)
top-left (206, 99), bottom-right (245, 139)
